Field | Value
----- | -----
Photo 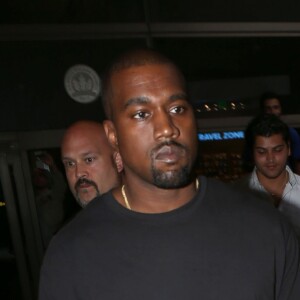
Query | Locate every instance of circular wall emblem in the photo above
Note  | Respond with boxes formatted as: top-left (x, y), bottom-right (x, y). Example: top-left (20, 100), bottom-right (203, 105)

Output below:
top-left (64, 64), bottom-right (101, 104)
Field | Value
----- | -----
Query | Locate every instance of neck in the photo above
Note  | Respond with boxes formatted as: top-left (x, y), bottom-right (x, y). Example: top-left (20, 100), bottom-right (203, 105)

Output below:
top-left (257, 169), bottom-right (288, 206)
top-left (119, 178), bottom-right (199, 213)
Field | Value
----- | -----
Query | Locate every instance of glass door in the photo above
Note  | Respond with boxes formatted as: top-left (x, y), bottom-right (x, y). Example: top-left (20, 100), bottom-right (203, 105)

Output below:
top-left (0, 129), bottom-right (80, 299)
top-left (0, 139), bottom-right (36, 300)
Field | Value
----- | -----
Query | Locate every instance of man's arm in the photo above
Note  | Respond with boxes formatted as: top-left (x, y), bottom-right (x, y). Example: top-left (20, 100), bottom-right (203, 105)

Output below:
top-left (39, 241), bottom-right (74, 300)
top-left (278, 223), bottom-right (300, 300)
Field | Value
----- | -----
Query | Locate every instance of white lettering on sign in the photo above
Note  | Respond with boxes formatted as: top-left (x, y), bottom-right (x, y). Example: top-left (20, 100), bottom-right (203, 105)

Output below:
top-left (198, 131), bottom-right (244, 141)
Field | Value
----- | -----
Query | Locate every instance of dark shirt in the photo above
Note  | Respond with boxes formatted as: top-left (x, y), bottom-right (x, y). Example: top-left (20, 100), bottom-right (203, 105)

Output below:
top-left (39, 177), bottom-right (300, 300)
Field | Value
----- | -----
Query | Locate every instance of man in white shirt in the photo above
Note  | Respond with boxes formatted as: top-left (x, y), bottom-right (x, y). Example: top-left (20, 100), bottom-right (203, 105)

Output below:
top-left (242, 113), bottom-right (300, 236)
top-left (259, 92), bottom-right (300, 174)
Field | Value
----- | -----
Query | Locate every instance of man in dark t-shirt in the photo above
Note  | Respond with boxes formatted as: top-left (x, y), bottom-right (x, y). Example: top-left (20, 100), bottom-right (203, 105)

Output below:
top-left (39, 48), bottom-right (300, 300)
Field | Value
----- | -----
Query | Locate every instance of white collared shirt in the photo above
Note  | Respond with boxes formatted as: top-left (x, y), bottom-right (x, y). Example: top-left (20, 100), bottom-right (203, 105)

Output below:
top-left (249, 166), bottom-right (300, 236)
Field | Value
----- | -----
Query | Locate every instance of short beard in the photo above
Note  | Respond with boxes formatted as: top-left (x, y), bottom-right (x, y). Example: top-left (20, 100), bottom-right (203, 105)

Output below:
top-left (151, 165), bottom-right (191, 189)
top-left (76, 196), bottom-right (87, 208)
top-left (150, 140), bottom-right (193, 188)
top-left (75, 189), bottom-right (100, 208)
top-left (75, 178), bottom-right (100, 208)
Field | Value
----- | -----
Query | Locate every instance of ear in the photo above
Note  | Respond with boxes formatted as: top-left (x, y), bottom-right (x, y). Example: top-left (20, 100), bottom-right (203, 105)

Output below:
top-left (103, 120), bottom-right (119, 150)
top-left (113, 152), bottom-right (123, 173)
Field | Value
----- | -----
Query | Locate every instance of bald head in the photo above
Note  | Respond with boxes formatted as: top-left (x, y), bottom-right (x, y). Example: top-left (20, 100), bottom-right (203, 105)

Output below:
top-left (61, 120), bottom-right (120, 207)
top-left (62, 121), bottom-right (108, 149)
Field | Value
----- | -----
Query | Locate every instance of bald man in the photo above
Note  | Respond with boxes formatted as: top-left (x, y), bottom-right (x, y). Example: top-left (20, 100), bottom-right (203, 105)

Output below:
top-left (61, 120), bottom-right (121, 208)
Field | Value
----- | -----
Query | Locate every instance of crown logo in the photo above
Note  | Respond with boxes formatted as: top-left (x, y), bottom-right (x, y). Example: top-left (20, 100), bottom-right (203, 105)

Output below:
top-left (71, 73), bottom-right (96, 97)
top-left (65, 64), bottom-right (101, 104)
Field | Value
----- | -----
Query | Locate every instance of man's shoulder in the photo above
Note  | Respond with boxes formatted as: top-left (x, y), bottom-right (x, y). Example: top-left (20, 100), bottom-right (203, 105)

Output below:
top-left (205, 175), bottom-right (253, 201)
top-left (204, 176), bottom-right (258, 209)
top-left (46, 193), bottom-right (113, 250)
top-left (231, 173), bottom-right (252, 189)
top-left (204, 176), bottom-right (280, 219)
top-left (203, 176), bottom-right (294, 241)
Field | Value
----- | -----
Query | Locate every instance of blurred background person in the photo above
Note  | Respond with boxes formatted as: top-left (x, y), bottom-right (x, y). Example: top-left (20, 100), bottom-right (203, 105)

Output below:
top-left (238, 113), bottom-right (300, 237)
top-left (260, 92), bottom-right (300, 174)
top-left (32, 151), bottom-right (67, 248)
top-left (61, 120), bottom-right (121, 208)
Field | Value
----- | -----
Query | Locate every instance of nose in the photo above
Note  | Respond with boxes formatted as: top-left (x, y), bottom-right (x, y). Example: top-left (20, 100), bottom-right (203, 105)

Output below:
top-left (75, 163), bottom-right (88, 179)
top-left (153, 110), bottom-right (179, 141)
top-left (270, 108), bottom-right (276, 115)
top-left (266, 151), bottom-right (275, 162)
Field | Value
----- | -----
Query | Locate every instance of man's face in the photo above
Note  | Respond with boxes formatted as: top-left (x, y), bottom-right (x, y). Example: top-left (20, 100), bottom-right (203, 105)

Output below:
top-left (62, 127), bottom-right (119, 207)
top-left (263, 98), bottom-right (282, 116)
top-left (107, 63), bottom-right (198, 188)
top-left (253, 133), bottom-right (290, 180)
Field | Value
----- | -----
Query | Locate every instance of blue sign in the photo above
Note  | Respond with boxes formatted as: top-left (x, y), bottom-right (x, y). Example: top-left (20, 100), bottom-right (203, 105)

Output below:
top-left (198, 131), bottom-right (244, 141)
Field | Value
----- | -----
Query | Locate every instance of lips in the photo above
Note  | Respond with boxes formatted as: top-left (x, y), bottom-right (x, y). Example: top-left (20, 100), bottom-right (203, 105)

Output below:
top-left (155, 144), bottom-right (185, 163)
top-left (77, 182), bottom-right (92, 189)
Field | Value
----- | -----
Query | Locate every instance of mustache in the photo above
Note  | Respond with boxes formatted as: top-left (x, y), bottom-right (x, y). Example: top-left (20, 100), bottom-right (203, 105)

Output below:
top-left (151, 140), bottom-right (187, 156)
top-left (75, 177), bottom-right (97, 190)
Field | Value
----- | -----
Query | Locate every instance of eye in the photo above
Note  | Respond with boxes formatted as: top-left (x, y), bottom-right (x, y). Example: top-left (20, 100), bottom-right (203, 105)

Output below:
top-left (63, 160), bottom-right (75, 169)
top-left (274, 146), bottom-right (283, 152)
top-left (256, 149), bottom-right (266, 155)
top-left (170, 106), bottom-right (185, 114)
top-left (85, 157), bottom-right (95, 164)
top-left (132, 111), bottom-right (150, 120)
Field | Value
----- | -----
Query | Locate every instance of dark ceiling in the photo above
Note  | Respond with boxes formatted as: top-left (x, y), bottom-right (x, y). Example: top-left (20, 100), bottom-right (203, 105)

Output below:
top-left (3, 1), bottom-right (300, 23)
top-left (1, 1), bottom-right (300, 131)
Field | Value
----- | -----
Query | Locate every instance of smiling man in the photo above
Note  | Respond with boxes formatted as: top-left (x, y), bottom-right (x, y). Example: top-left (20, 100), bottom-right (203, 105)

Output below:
top-left (243, 113), bottom-right (300, 236)
top-left (260, 92), bottom-right (300, 174)
top-left (39, 48), bottom-right (300, 300)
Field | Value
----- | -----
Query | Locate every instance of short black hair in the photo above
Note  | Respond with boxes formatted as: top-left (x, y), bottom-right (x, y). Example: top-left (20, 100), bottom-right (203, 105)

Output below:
top-left (101, 47), bottom-right (186, 120)
top-left (245, 113), bottom-right (290, 151)
top-left (259, 92), bottom-right (282, 111)
top-left (242, 113), bottom-right (290, 171)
